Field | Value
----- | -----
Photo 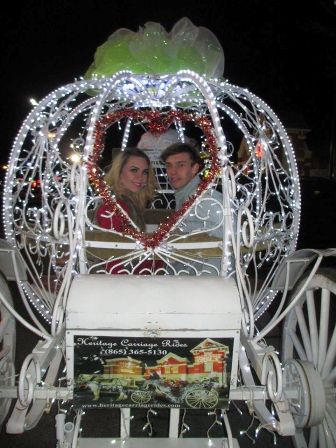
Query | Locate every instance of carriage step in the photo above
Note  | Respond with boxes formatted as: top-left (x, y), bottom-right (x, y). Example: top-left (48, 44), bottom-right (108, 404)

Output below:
top-left (77, 438), bottom-right (240, 447)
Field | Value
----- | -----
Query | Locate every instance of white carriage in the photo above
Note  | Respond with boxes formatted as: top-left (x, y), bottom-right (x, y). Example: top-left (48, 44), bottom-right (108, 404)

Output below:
top-left (0, 43), bottom-right (335, 448)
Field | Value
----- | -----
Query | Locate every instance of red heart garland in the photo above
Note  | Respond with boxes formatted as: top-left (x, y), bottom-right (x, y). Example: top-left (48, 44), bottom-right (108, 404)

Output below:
top-left (87, 109), bottom-right (220, 249)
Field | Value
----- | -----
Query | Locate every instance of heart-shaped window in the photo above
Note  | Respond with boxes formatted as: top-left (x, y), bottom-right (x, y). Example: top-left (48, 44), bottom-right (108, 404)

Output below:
top-left (87, 109), bottom-right (221, 249)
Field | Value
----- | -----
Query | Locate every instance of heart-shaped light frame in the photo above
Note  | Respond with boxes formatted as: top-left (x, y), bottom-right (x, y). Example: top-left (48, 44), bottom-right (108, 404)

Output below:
top-left (87, 109), bottom-right (220, 249)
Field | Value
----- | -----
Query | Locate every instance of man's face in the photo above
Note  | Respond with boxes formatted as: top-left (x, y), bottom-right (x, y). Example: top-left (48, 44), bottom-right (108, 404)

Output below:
top-left (165, 152), bottom-right (199, 190)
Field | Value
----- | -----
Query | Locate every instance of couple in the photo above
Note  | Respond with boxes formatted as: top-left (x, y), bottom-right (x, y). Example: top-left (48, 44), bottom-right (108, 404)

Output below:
top-left (96, 142), bottom-right (223, 273)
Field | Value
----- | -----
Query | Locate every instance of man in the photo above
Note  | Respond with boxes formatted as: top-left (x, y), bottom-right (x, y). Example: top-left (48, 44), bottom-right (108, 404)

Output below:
top-left (161, 142), bottom-right (227, 275)
top-left (161, 142), bottom-right (224, 238)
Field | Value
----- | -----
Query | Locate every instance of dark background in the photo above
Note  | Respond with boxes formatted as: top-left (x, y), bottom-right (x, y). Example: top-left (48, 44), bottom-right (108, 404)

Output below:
top-left (1, 0), bottom-right (335, 166)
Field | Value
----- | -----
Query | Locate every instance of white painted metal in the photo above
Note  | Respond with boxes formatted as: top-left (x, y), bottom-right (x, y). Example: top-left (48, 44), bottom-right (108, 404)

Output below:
top-left (0, 274), bottom-right (16, 427)
top-left (0, 64), bottom-right (332, 446)
top-left (6, 334), bottom-right (63, 433)
top-left (3, 70), bottom-right (301, 315)
top-left (66, 275), bottom-right (241, 331)
top-left (282, 269), bottom-right (336, 448)
top-left (282, 359), bottom-right (325, 428)
top-left (120, 408), bottom-right (131, 439)
top-left (169, 408), bottom-right (180, 438)
top-left (238, 342), bottom-right (296, 437)
top-left (0, 384), bottom-right (272, 402)
top-left (317, 288), bottom-right (330, 372)
top-left (77, 438), bottom-right (240, 447)
top-left (0, 240), bottom-right (27, 282)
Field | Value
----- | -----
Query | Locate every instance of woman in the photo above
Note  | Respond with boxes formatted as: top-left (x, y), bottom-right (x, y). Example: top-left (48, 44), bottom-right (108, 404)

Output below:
top-left (96, 147), bottom-right (158, 273)
top-left (96, 147), bottom-right (157, 231)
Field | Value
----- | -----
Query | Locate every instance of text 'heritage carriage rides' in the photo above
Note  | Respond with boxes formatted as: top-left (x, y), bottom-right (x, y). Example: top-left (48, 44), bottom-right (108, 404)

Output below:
top-left (0, 18), bottom-right (335, 448)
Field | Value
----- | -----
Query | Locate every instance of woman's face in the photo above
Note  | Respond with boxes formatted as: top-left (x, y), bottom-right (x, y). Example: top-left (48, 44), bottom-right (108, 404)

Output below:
top-left (120, 155), bottom-right (149, 193)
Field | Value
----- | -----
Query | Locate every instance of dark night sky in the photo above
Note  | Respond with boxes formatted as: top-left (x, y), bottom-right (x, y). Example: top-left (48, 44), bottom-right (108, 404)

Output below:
top-left (1, 0), bottom-right (335, 166)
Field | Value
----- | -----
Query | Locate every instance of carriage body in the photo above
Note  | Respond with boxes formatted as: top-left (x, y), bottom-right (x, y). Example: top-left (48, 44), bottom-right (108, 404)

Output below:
top-left (0, 70), bottom-right (334, 447)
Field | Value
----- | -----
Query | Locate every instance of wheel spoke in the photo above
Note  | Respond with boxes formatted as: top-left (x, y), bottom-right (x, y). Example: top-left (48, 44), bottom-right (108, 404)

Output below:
top-left (325, 411), bottom-right (336, 444)
top-left (283, 269), bottom-right (336, 448)
top-left (326, 402), bottom-right (336, 427)
top-left (318, 423), bottom-right (326, 448)
top-left (317, 288), bottom-right (330, 372)
top-left (289, 328), bottom-right (307, 360)
top-left (308, 425), bottom-right (318, 448)
top-left (322, 418), bottom-right (335, 448)
top-left (306, 290), bottom-right (319, 367)
top-left (321, 323), bottom-right (336, 379)
top-left (0, 313), bottom-right (10, 339)
top-left (325, 366), bottom-right (336, 384)
top-left (295, 305), bottom-right (313, 362)
top-left (0, 298), bottom-right (15, 427)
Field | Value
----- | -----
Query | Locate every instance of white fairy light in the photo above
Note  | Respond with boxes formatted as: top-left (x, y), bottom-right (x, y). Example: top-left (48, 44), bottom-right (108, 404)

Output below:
top-left (2, 62), bottom-right (301, 427)
top-left (29, 98), bottom-right (38, 106)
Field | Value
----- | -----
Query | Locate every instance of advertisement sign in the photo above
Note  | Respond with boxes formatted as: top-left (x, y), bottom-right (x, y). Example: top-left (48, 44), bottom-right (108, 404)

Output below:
top-left (73, 335), bottom-right (234, 409)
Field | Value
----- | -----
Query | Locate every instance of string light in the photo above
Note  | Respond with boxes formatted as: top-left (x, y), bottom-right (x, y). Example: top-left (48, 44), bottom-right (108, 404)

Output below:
top-left (179, 409), bottom-right (190, 437)
top-left (2, 69), bottom-right (303, 443)
top-left (142, 408), bottom-right (158, 436)
top-left (206, 410), bottom-right (223, 441)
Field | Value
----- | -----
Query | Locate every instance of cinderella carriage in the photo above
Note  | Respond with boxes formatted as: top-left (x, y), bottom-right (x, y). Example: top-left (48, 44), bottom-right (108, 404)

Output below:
top-left (0, 18), bottom-right (335, 448)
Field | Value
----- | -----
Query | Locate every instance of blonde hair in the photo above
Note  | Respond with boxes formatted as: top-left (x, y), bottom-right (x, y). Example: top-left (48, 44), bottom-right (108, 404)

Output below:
top-left (104, 148), bottom-right (157, 209)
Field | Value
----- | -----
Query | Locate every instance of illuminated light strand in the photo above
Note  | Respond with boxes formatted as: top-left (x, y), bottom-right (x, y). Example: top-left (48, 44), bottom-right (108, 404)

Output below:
top-left (206, 410), bottom-right (223, 441)
top-left (179, 409), bottom-right (190, 437)
top-left (3, 70), bottom-right (301, 324)
top-left (142, 408), bottom-right (157, 436)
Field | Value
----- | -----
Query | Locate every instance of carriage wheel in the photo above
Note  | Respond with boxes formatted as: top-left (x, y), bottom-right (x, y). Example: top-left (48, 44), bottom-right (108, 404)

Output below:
top-left (282, 268), bottom-right (336, 447)
top-left (0, 274), bottom-right (16, 427)
top-left (130, 390), bottom-right (152, 405)
top-left (184, 388), bottom-right (219, 409)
